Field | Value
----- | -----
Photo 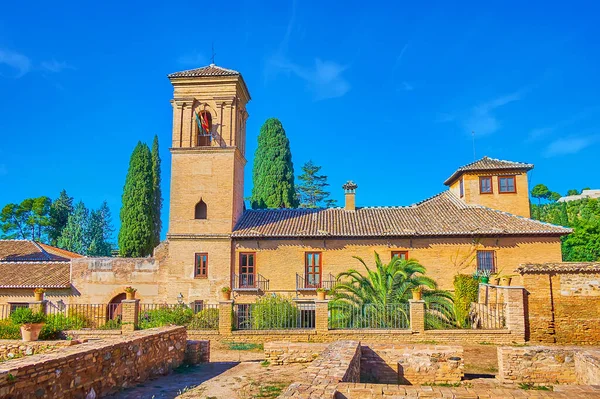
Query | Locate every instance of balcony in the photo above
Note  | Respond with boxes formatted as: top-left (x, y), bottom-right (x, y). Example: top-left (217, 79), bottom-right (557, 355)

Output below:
top-left (296, 273), bottom-right (336, 291)
top-left (232, 273), bottom-right (269, 292)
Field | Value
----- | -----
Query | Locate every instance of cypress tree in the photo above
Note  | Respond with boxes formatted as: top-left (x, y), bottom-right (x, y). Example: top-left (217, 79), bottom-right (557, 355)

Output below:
top-left (57, 201), bottom-right (89, 254)
top-left (118, 142), bottom-right (154, 257)
top-left (151, 135), bottom-right (162, 249)
top-left (250, 118), bottom-right (298, 209)
top-left (49, 190), bottom-right (74, 245)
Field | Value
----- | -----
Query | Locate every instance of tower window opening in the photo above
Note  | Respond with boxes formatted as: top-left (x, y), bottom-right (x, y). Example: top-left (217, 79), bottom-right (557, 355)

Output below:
top-left (195, 199), bottom-right (207, 219)
top-left (195, 111), bottom-right (212, 147)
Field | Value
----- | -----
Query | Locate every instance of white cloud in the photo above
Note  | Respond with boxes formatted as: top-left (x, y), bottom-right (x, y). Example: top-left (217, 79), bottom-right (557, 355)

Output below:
top-left (463, 91), bottom-right (523, 136)
top-left (177, 51), bottom-right (207, 67)
top-left (544, 136), bottom-right (597, 157)
top-left (0, 48), bottom-right (31, 78)
top-left (41, 59), bottom-right (75, 73)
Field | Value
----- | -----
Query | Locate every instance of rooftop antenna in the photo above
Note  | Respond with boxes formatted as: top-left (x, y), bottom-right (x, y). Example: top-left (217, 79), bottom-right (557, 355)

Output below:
top-left (210, 43), bottom-right (216, 65)
top-left (471, 130), bottom-right (476, 160)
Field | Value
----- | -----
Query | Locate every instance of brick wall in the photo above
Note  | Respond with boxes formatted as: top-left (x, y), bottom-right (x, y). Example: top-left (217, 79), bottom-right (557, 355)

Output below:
top-left (361, 344), bottom-right (463, 385)
top-left (497, 346), bottom-right (578, 384)
top-left (0, 326), bottom-right (186, 399)
top-left (185, 340), bottom-right (210, 364)
top-left (264, 341), bottom-right (328, 365)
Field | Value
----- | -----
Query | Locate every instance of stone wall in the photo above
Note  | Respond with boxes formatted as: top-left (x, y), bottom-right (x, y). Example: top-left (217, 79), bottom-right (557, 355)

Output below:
top-left (0, 326), bottom-right (186, 399)
top-left (574, 350), bottom-right (600, 385)
top-left (361, 344), bottom-right (463, 385)
top-left (264, 341), bottom-right (328, 365)
top-left (0, 340), bottom-right (81, 362)
top-left (185, 340), bottom-right (210, 364)
top-left (497, 346), bottom-right (578, 384)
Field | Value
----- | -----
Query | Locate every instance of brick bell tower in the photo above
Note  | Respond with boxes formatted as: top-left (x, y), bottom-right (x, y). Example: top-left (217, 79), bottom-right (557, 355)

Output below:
top-left (165, 64), bottom-right (250, 302)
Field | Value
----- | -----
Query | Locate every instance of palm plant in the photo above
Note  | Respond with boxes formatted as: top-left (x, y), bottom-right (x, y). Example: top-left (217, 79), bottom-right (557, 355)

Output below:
top-left (329, 252), bottom-right (454, 329)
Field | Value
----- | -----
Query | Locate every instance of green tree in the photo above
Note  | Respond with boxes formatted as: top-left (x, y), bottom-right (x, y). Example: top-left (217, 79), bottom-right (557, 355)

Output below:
top-left (118, 142), bottom-right (154, 257)
top-left (150, 135), bottom-right (162, 249)
top-left (48, 190), bottom-right (74, 246)
top-left (58, 201), bottom-right (89, 254)
top-left (0, 197), bottom-right (51, 241)
top-left (86, 201), bottom-right (114, 256)
top-left (550, 192), bottom-right (562, 202)
top-left (567, 189), bottom-right (579, 196)
top-left (296, 160), bottom-right (335, 208)
top-left (531, 184), bottom-right (551, 206)
top-left (250, 118), bottom-right (298, 209)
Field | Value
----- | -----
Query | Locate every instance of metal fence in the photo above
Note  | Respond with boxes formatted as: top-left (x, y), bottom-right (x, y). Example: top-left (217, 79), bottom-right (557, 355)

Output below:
top-left (234, 302), bottom-right (315, 330)
top-left (425, 302), bottom-right (506, 330)
top-left (0, 304), bottom-right (10, 320)
top-left (328, 303), bottom-right (411, 329)
top-left (44, 303), bottom-right (122, 330)
top-left (137, 303), bottom-right (219, 330)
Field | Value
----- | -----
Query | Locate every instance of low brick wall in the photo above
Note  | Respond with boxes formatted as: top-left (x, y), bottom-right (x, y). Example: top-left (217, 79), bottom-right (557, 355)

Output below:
top-left (185, 340), bottom-right (210, 364)
top-left (264, 342), bottom-right (328, 365)
top-left (0, 340), bottom-right (82, 362)
top-left (497, 346), bottom-right (578, 384)
top-left (0, 326), bottom-right (186, 399)
top-left (64, 329), bottom-right (123, 340)
top-left (361, 344), bottom-right (463, 385)
top-left (575, 350), bottom-right (600, 385)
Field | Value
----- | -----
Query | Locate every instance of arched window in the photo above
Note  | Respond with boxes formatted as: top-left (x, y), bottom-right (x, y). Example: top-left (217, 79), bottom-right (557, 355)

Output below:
top-left (196, 111), bottom-right (213, 147)
top-left (195, 199), bottom-right (207, 219)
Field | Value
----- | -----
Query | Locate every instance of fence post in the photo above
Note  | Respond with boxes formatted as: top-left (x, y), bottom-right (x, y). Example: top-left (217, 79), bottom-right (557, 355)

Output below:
top-left (219, 300), bottom-right (233, 335)
top-left (121, 299), bottom-right (140, 333)
top-left (28, 300), bottom-right (47, 315)
top-left (315, 299), bottom-right (329, 334)
top-left (504, 287), bottom-right (526, 341)
top-left (409, 300), bottom-right (425, 333)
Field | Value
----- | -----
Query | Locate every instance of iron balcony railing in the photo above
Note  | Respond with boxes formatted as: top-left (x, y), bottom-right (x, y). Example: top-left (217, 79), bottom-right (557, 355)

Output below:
top-left (232, 273), bottom-right (269, 292)
top-left (295, 273), bottom-right (336, 291)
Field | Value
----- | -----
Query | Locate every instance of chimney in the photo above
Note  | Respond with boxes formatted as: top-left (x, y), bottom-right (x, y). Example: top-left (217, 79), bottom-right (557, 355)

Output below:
top-left (342, 181), bottom-right (358, 211)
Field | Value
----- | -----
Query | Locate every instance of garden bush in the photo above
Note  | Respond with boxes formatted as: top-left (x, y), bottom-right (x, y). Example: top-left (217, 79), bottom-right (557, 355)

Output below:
top-left (0, 320), bottom-right (21, 340)
top-left (248, 295), bottom-right (299, 329)
top-left (188, 308), bottom-right (219, 329)
top-left (10, 308), bottom-right (45, 325)
top-left (138, 305), bottom-right (194, 329)
top-left (453, 274), bottom-right (479, 328)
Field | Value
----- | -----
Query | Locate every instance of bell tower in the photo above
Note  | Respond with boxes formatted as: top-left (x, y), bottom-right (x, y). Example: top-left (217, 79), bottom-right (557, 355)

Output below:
top-left (167, 64), bottom-right (250, 237)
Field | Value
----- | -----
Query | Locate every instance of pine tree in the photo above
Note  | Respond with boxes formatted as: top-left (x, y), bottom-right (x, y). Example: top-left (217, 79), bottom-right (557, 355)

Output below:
top-left (118, 142), bottom-right (154, 257)
top-left (296, 160), bottom-right (335, 208)
top-left (151, 135), bottom-right (162, 249)
top-left (250, 118), bottom-right (298, 209)
top-left (87, 201), bottom-right (114, 256)
top-left (58, 201), bottom-right (89, 254)
top-left (0, 197), bottom-right (51, 241)
top-left (48, 190), bottom-right (74, 246)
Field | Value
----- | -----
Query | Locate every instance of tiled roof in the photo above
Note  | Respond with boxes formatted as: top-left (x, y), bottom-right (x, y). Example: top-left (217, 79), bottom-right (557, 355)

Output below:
top-left (444, 156), bottom-right (534, 185)
top-left (517, 262), bottom-right (600, 273)
top-left (232, 191), bottom-right (571, 239)
top-left (168, 64), bottom-right (241, 78)
top-left (0, 240), bottom-right (82, 261)
top-left (0, 262), bottom-right (71, 288)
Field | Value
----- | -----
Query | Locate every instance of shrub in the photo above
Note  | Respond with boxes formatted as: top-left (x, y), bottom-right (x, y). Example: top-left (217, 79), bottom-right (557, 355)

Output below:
top-left (453, 274), bottom-right (479, 328)
top-left (98, 319), bottom-right (122, 330)
top-left (10, 308), bottom-right (45, 325)
top-left (248, 295), bottom-right (298, 330)
top-left (39, 314), bottom-right (90, 340)
top-left (0, 320), bottom-right (21, 340)
top-left (138, 305), bottom-right (193, 329)
top-left (188, 308), bottom-right (219, 329)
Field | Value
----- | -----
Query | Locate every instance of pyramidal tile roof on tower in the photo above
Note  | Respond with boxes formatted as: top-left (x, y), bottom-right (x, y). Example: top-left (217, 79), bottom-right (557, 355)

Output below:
top-left (444, 156), bottom-right (534, 185)
top-left (232, 191), bottom-right (571, 239)
top-left (168, 64), bottom-right (241, 78)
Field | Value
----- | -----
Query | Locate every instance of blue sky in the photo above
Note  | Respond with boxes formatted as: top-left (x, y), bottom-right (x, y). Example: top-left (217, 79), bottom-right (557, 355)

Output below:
top-left (1, 0), bottom-right (599, 239)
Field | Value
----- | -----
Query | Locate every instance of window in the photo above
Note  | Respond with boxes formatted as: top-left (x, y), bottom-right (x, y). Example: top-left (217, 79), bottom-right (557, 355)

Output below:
top-left (305, 252), bottom-right (322, 288)
top-left (239, 252), bottom-right (256, 288)
top-left (196, 111), bottom-right (212, 147)
top-left (195, 253), bottom-right (208, 278)
top-left (479, 176), bottom-right (493, 194)
top-left (476, 250), bottom-right (496, 273)
top-left (459, 178), bottom-right (464, 198)
top-left (498, 176), bottom-right (516, 193)
top-left (192, 300), bottom-right (204, 313)
top-left (195, 200), bottom-right (207, 219)
top-left (391, 251), bottom-right (409, 260)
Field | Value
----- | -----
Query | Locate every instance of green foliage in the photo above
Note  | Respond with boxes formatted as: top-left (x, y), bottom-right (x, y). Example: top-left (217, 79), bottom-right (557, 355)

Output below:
top-left (549, 192), bottom-right (561, 202)
top-left (0, 197), bottom-right (51, 241)
top-left (119, 142), bottom-right (154, 257)
top-left (245, 295), bottom-right (299, 330)
top-left (0, 320), bottom-right (21, 339)
top-left (188, 308), bottom-right (219, 330)
top-left (452, 274), bottom-right (480, 328)
top-left (531, 184), bottom-right (551, 204)
top-left (518, 383), bottom-right (552, 391)
top-left (138, 305), bottom-right (194, 329)
top-left (39, 313), bottom-right (90, 339)
top-left (48, 190), bottom-right (74, 246)
top-left (250, 118), bottom-right (298, 209)
top-left (151, 135), bottom-right (162, 249)
top-left (98, 319), bottom-right (122, 330)
top-left (86, 201), bottom-right (114, 256)
top-left (567, 189), bottom-right (579, 196)
top-left (223, 342), bottom-right (263, 351)
top-left (532, 197), bottom-right (600, 261)
top-left (10, 308), bottom-right (46, 325)
top-left (58, 201), bottom-right (89, 254)
top-left (296, 160), bottom-right (335, 208)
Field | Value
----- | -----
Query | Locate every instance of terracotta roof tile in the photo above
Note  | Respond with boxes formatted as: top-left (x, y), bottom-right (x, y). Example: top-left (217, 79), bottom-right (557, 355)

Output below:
top-left (517, 262), bottom-right (600, 273)
top-left (0, 240), bottom-right (82, 261)
top-left (444, 156), bottom-right (534, 185)
top-left (232, 191), bottom-right (571, 239)
top-left (168, 64), bottom-right (240, 78)
top-left (0, 262), bottom-right (71, 288)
